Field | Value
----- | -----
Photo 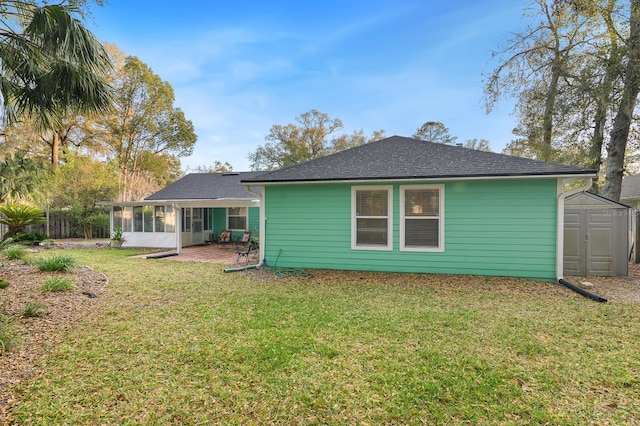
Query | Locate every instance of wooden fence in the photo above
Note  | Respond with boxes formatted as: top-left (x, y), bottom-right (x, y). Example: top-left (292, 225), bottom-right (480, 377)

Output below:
top-left (0, 211), bottom-right (110, 240)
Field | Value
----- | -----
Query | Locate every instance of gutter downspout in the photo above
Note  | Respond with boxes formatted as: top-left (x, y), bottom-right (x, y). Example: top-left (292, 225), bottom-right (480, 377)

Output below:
top-left (556, 178), bottom-right (593, 281)
top-left (236, 186), bottom-right (265, 269)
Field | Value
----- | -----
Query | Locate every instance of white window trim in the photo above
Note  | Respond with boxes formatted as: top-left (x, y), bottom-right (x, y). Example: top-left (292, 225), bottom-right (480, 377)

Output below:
top-left (400, 184), bottom-right (445, 252)
top-left (351, 185), bottom-right (393, 251)
top-left (227, 207), bottom-right (248, 231)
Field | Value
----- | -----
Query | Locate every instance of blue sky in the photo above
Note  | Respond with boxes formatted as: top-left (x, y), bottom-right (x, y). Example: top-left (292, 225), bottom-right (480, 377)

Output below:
top-left (86, 0), bottom-right (531, 171)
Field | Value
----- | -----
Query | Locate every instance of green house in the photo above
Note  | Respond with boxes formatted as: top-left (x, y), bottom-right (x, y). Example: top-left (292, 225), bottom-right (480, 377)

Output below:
top-left (242, 136), bottom-right (597, 281)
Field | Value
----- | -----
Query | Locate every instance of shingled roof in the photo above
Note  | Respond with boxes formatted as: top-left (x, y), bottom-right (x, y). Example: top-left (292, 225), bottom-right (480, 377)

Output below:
top-left (145, 172), bottom-right (263, 201)
top-left (621, 174), bottom-right (640, 200)
top-left (242, 136), bottom-right (596, 184)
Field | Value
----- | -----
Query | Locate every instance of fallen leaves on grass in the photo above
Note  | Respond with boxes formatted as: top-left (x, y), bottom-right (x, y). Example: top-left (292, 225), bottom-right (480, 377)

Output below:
top-left (0, 260), bottom-right (108, 424)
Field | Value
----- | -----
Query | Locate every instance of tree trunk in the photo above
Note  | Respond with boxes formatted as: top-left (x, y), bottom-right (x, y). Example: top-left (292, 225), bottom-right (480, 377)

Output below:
top-left (51, 131), bottom-right (60, 168)
top-left (603, 0), bottom-right (640, 201)
top-left (589, 48), bottom-right (617, 177)
top-left (542, 56), bottom-right (562, 158)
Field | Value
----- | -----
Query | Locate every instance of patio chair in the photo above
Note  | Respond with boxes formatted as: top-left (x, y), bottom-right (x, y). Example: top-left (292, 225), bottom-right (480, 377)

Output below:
top-left (219, 230), bottom-right (232, 249)
top-left (235, 231), bottom-right (251, 248)
top-left (236, 239), bottom-right (259, 263)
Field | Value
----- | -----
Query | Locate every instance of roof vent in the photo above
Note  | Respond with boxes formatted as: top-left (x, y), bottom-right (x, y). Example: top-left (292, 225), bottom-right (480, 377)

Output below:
top-left (455, 143), bottom-right (463, 147)
top-left (222, 172), bottom-right (239, 176)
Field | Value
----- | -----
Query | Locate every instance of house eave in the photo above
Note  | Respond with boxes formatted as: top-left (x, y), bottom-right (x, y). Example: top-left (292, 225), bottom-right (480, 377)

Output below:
top-left (241, 172), bottom-right (598, 186)
top-left (98, 198), bottom-right (260, 207)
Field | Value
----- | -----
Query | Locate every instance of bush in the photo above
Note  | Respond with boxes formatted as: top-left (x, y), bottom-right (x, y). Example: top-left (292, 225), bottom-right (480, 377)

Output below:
top-left (33, 254), bottom-right (78, 272)
top-left (0, 204), bottom-right (46, 235)
top-left (14, 230), bottom-right (48, 245)
top-left (0, 279), bottom-right (9, 289)
top-left (42, 276), bottom-right (75, 292)
top-left (3, 244), bottom-right (26, 260)
top-left (22, 302), bottom-right (46, 318)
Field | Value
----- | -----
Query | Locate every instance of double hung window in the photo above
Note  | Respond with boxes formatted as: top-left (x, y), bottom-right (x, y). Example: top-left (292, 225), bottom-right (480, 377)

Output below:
top-left (400, 185), bottom-right (443, 251)
top-left (352, 186), bottom-right (392, 250)
top-left (228, 207), bottom-right (247, 230)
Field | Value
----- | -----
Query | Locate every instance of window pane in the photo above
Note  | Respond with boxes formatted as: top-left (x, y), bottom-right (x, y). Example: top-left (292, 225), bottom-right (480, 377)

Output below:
top-left (165, 206), bottom-right (175, 233)
top-left (154, 206), bottom-right (165, 232)
top-left (229, 216), bottom-right (246, 230)
top-left (182, 208), bottom-right (191, 232)
top-left (228, 207), bottom-right (246, 216)
top-left (228, 207), bottom-right (247, 230)
top-left (113, 207), bottom-right (123, 229)
top-left (204, 208), bottom-right (212, 231)
top-left (356, 190), bottom-right (388, 216)
top-left (123, 207), bottom-right (132, 232)
top-left (405, 218), bottom-right (438, 247)
top-left (356, 218), bottom-right (388, 245)
top-left (405, 189), bottom-right (439, 216)
top-left (133, 206), bottom-right (143, 232)
top-left (143, 206), bottom-right (153, 232)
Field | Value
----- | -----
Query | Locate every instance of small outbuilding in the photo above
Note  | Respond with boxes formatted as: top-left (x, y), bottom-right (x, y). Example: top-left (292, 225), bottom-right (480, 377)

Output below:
top-left (563, 192), bottom-right (630, 277)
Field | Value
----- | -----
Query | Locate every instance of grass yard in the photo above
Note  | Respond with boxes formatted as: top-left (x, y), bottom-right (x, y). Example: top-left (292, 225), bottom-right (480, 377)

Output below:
top-left (11, 249), bottom-right (640, 425)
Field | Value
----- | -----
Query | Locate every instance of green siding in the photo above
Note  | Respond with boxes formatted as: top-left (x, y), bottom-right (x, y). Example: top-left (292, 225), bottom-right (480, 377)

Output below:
top-left (212, 207), bottom-right (260, 240)
top-left (263, 179), bottom-right (559, 280)
top-left (212, 208), bottom-right (227, 235)
top-left (248, 207), bottom-right (260, 236)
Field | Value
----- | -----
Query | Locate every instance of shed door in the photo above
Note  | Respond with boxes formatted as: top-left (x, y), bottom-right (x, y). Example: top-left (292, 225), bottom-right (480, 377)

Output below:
top-left (563, 210), bottom-right (584, 275)
top-left (564, 208), bottom-right (626, 277)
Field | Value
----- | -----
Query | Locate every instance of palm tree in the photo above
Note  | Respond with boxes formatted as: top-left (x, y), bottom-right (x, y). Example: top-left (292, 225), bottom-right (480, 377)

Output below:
top-left (0, 1), bottom-right (113, 131)
top-left (0, 153), bottom-right (45, 203)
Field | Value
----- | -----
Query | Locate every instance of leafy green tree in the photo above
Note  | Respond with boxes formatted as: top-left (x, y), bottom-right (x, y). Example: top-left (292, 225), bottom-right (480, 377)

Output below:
top-left (47, 155), bottom-right (118, 238)
top-left (412, 121), bottom-right (457, 144)
top-left (484, 0), bottom-right (640, 200)
top-left (97, 54), bottom-right (196, 201)
top-left (484, 0), bottom-right (596, 161)
top-left (0, 153), bottom-right (46, 203)
top-left (463, 139), bottom-right (492, 151)
top-left (0, 1), bottom-right (112, 130)
top-left (0, 203), bottom-right (46, 236)
top-left (249, 109), bottom-right (385, 170)
top-left (192, 161), bottom-right (234, 173)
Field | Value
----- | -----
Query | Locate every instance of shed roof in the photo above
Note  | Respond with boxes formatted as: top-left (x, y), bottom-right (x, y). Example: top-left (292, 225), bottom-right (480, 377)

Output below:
top-left (145, 172), bottom-right (263, 201)
top-left (565, 191), bottom-right (629, 209)
top-left (242, 136), bottom-right (596, 184)
top-left (621, 174), bottom-right (640, 200)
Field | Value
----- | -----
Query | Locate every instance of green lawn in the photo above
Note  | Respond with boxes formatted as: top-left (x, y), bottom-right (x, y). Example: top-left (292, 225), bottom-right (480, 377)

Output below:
top-left (13, 249), bottom-right (640, 425)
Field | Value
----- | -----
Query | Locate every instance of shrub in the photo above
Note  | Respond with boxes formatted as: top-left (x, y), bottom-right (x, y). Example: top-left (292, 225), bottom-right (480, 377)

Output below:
top-left (33, 254), bottom-right (78, 272)
top-left (22, 302), bottom-right (46, 318)
top-left (0, 279), bottom-right (9, 289)
top-left (14, 230), bottom-right (48, 245)
top-left (0, 204), bottom-right (46, 235)
top-left (43, 276), bottom-right (75, 292)
top-left (3, 244), bottom-right (26, 260)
